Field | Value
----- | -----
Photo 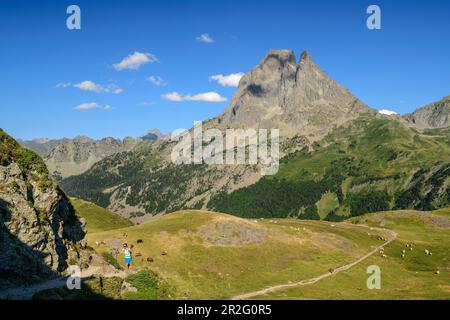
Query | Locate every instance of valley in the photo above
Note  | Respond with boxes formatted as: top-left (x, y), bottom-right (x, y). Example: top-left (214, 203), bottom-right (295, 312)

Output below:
top-left (1, 48), bottom-right (449, 301)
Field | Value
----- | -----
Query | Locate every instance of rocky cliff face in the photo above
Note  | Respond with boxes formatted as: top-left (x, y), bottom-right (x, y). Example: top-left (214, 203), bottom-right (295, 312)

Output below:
top-left (0, 129), bottom-right (87, 289)
top-left (219, 50), bottom-right (373, 138)
top-left (404, 95), bottom-right (450, 129)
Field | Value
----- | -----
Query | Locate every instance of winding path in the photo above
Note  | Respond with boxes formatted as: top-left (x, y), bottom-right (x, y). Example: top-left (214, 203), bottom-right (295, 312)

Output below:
top-left (231, 226), bottom-right (397, 300)
top-left (0, 255), bottom-right (128, 300)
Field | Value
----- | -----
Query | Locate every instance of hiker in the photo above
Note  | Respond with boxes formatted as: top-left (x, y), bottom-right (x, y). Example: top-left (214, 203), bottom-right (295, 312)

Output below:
top-left (122, 243), bottom-right (133, 271)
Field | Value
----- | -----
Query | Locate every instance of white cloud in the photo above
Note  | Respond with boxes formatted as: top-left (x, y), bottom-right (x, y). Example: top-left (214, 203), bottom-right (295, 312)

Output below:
top-left (74, 102), bottom-right (111, 111)
top-left (113, 52), bottom-right (158, 71)
top-left (55, 82), bottom-right (72, 88)
top-left (379, 109), bottom-right (398, 116)
top-left (74, 102), bottom-right (100, 110)
top-left (163, 92), bottom-right (184, 102)
top-left (162, 91), bottom-right (227, 102)
top-left (210, 73), bottom-right (244, 87)
top-left (196, 33), bottom-right (214, 44)
top-left (58, 80), bottom-right (123, 94)
top-left (147, 76), bottom-right (167, 86)
top-left (74, 80), bottom-right (102, 92)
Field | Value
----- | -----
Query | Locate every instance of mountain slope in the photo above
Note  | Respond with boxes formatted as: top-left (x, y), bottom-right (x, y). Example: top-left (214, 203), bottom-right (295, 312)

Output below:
top-left (404, 95), bottom-right (450, 129)
top-left (209, 116), bottom-right (450, 218)
top-left (0, 129), bottom-right (87, 289)
top-left (70, 197), bottom-right (133, 233)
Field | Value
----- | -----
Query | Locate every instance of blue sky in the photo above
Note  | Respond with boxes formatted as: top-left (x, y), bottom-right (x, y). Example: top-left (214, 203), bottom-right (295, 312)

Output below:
top-left (1, 0), bottom-right (449, 140)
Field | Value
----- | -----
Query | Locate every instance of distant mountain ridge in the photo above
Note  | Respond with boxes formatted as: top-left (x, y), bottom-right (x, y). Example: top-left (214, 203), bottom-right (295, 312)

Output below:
top-left (19, 130), bottom-right (167, 179)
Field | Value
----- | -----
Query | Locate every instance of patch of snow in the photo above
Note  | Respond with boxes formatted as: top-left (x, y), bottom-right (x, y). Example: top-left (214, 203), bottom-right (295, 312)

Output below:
top-left (378, 109), bottom-right (398, 116)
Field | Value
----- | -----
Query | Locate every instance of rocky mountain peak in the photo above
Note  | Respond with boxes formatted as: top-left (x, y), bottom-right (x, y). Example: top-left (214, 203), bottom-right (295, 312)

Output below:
top-left (264, 49), bottom-right (297, 66)
top-left (219, 49), bottom-right (372, 137)
top-left (299, 50), bottom-right (313, 64)
top-left (140, 128), bottom-right (166, 141)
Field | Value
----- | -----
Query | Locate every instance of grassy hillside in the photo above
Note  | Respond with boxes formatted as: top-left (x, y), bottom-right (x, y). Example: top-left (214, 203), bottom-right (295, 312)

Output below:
top-left (71, 197), bottom-right (133, 233)
top-left (209, 117), bottom-right (450, 219)
top-left (253, 207), bottom-right (450, 300)
top-left (86, 210), bottom-right (392, 299)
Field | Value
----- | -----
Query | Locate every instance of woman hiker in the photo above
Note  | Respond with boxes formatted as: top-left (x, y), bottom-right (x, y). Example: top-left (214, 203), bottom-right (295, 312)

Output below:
top-left (122, 243), bottom-right (133, 271)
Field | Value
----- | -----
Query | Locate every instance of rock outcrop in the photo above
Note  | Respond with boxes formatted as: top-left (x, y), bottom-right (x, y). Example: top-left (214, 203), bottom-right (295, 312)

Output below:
top-left (404, 95), bottom-right (450, 129)
top-left (0, 129), bottom-right (87, 289)
top-left (219, 50), bottom-right (374, 137)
